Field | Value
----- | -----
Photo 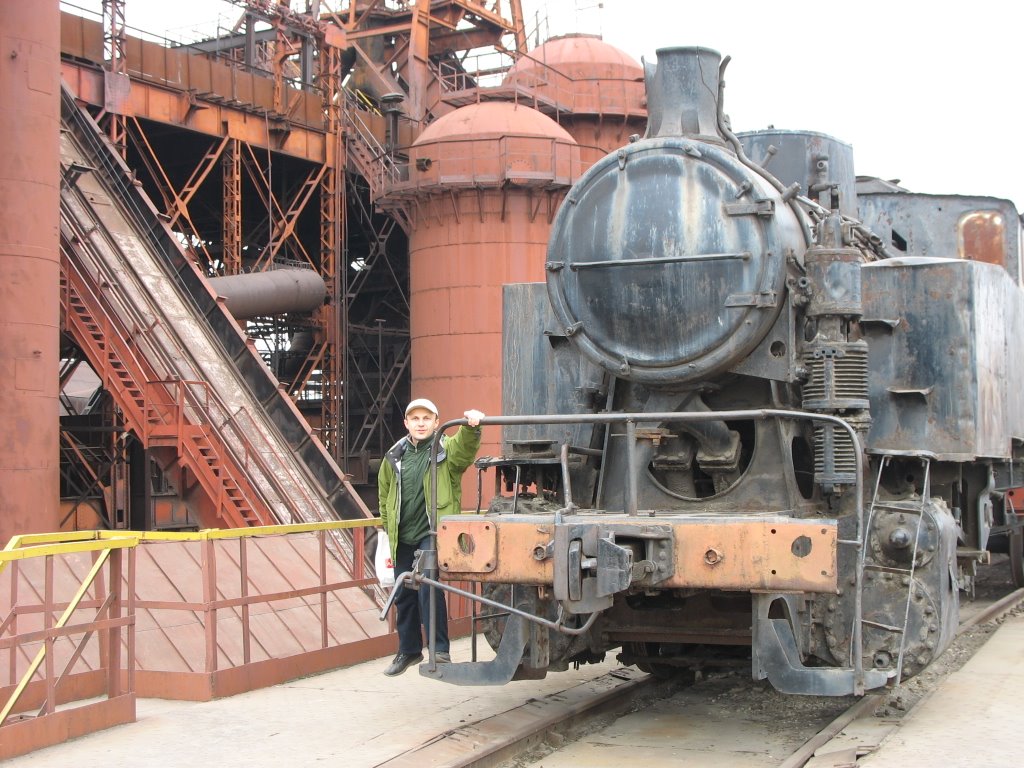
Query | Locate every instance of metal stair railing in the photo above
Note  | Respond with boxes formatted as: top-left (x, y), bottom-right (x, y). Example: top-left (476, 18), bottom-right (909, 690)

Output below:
top-left (342, 89), bottom-right (403, 201)
top-left (65, 217), bottom-right (374, 575)
top-left (58, 102), bottom-right (376, 583)
top-left (59, 82), bottom-right (370, 528)
top-left (62, 230), bottom-right (269, 528)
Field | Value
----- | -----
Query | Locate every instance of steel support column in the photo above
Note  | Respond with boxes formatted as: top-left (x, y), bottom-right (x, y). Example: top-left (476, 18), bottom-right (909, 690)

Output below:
top-left (222, 138), bottom-right (242, 275)
top-left (319, 41), bottom-right (343, 460)
top-left (101, 0), bottom-right (127, 157)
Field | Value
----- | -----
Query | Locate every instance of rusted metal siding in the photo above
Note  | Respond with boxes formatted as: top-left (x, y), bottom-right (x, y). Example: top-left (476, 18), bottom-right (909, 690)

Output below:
top-left (59, 12), bottom-right (328, 162)
top-left (858, 192), bottom-right (1022, 283)
top-left (0, 2), bottom-right (61, 544)
top-left (60, 12), bottom-right (323, 127)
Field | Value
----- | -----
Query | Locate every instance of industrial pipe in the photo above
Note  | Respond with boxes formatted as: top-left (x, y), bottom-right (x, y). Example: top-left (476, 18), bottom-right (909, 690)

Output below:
top-left (208, 268), bottom-right (327, 320)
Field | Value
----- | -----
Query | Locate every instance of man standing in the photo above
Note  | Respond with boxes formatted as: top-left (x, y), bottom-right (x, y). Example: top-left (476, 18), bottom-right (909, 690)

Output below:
top-left (378, 398), bottom-right (485, 676)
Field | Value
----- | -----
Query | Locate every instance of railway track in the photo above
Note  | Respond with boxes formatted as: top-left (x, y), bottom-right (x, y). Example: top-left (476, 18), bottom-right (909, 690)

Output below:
top-left (373, 564), bottom-right (1024, 768)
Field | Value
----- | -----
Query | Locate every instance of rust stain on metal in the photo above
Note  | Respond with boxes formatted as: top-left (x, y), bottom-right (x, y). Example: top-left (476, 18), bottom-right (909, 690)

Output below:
top-left (703, 547), bottom-right (723, 565)
top-left (438, 517), bottom-right (498, 573)
top-left (959, 210), bottom-right (1006, 267)
top-left (439, 519), bottom-right (553, 582)
top-left (670, 520), bottom-right (836, 592)
top-left (440, 517), bottom-right (836, 593)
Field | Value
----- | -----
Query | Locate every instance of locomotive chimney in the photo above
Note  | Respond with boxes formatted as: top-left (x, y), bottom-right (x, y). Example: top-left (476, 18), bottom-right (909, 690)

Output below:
top-left (643, 47), bottom-right (726, 144)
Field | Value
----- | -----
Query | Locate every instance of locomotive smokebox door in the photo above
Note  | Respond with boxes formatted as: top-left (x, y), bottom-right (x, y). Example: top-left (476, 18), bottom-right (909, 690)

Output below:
top-left (544, 47), bottom-right (806, 386)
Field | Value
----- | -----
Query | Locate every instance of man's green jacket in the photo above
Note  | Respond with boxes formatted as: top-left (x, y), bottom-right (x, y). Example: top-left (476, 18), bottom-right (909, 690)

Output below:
top-left (377, 425), bottom-right (482, 560)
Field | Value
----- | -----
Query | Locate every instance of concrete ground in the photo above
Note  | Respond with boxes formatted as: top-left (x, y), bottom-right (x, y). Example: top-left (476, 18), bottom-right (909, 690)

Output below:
top-left (4, 637), bottom-right (622, 767)
top-left (8, 616), bottom-right (1023, 766)
top-left (858, 613), bottom-right (1024, 768)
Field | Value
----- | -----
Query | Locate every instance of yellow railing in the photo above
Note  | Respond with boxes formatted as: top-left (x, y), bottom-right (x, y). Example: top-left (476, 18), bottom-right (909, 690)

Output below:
top-left (0, 520), bottom-right (382, 759)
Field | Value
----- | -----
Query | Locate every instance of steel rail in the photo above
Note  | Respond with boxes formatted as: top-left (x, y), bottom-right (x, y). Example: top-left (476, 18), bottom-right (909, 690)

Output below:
top-left (421, 584), bottom-right (1024, 768)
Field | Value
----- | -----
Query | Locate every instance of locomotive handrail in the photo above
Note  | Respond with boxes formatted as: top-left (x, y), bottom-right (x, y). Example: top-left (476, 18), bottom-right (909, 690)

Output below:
top-left (565, 251), bottom-right (752, 269)
top-left (417, 408), bottom-right (870, 691)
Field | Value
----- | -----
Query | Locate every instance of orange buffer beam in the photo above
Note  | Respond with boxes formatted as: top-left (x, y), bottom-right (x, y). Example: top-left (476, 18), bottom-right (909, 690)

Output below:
top-left (438, 514), bottom-right (838, 593)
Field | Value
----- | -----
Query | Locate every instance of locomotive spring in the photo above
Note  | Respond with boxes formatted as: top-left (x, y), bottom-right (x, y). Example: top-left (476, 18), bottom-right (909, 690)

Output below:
top-left (813, 423), bottom-right (858, 485)
top-left (802, 341), bottom-right (869, 411)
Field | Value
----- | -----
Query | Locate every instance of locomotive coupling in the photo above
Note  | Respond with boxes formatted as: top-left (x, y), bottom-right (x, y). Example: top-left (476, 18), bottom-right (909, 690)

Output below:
top-left (550, 523), bottom-right (674, 613)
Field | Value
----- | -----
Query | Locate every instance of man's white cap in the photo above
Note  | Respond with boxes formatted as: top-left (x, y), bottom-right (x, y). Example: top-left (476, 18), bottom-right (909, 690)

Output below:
top-left (405, 398), bottom-right (439, 416)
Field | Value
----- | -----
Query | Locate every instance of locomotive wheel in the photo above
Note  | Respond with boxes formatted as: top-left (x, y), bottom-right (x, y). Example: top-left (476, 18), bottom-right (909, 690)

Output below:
top-left (1010, 522), bottom-right (1024, 589)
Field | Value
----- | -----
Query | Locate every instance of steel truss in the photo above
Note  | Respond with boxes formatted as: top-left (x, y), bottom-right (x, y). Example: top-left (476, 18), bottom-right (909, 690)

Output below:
top-left (77, 0), bottom-right (530, 488)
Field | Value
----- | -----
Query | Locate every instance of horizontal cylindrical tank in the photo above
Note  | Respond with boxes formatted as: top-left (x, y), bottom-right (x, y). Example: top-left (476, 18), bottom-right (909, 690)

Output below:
top-left (208, 268), bottom-right (327, 320)
top-left (0, 2), bottom-right (61, 544)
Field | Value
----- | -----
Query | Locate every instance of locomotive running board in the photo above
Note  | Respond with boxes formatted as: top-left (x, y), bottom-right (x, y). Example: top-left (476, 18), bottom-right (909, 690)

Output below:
top-left (419, 615), bottom-right (530, 685)
top-left (754, 617), bottom-right (890, 696)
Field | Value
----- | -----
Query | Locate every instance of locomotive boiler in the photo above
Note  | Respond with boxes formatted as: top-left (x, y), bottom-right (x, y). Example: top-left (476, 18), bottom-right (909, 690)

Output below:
top-left (412, 46), bottom-right (1024, 695)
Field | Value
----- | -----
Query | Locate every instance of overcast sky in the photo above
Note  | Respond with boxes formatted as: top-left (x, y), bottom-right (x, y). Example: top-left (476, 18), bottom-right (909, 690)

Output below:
top-left (528, 0), bottom-right (1022, 210)
top-left (68, 0), bottom-right (1022, 209)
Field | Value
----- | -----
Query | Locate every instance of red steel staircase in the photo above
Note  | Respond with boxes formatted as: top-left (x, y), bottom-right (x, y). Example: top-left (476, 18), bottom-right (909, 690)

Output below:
top-left (57, 84), bottom-right (373, 558)
top-left (61, 254), bottom-right (266, 527)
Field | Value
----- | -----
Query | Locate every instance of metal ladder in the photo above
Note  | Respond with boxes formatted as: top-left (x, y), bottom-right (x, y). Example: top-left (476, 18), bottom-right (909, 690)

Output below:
top-left (860, 454), bottom-right (932, 685)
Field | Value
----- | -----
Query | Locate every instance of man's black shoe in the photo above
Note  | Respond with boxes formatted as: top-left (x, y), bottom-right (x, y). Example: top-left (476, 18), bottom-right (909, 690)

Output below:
top-left (383, 652), bottom-right (423, 677)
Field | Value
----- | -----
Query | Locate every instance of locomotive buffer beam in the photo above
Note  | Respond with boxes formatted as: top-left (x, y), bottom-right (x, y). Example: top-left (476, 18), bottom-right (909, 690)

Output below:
top-left (438, 515), bottom-right (838, 593)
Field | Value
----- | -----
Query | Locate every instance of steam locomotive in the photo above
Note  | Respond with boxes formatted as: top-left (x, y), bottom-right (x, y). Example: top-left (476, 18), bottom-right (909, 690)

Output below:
top-left (421, 47), bottom-right (1024, 695)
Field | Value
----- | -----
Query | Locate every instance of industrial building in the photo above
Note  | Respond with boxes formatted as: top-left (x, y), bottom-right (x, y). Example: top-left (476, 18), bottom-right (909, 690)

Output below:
top-left (0, 1), bottom-right (646, 756)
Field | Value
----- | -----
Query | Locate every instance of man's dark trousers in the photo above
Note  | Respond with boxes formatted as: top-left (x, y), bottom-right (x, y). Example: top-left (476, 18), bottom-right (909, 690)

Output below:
top-left (394, 535), bottom-right (450, 655)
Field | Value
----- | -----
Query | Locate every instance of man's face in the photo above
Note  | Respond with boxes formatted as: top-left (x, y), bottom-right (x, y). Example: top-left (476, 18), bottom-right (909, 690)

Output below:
top-left (404, 407), bottom-right (439, 443)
